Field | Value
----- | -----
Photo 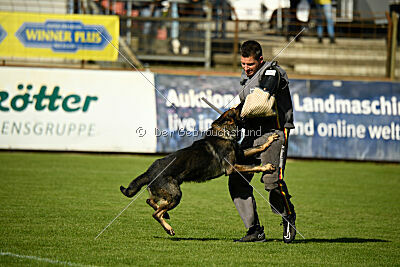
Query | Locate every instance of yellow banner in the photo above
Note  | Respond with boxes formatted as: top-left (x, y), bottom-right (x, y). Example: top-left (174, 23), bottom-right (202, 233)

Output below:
top-left (0, 12), bottom-right (119, 61)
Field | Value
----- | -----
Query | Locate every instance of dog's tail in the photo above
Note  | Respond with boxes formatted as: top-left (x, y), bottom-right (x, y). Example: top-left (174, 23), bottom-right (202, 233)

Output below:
top-left (120, 172), bottom-right (150, 198)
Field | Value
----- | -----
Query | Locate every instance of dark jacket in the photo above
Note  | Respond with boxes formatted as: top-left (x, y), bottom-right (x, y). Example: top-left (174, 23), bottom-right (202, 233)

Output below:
top-left (239, 61), bottom-right (294, 132)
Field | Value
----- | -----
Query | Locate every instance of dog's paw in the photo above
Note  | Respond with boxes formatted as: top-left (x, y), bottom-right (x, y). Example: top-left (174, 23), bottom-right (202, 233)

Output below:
top-left (262, 163), bottom-right (276, 172)
top-left (268, 133), bottom-right (279, 142)
top-left (261, 134), bottom-right (279, 150)
top-left (166, 228), bottom-right (175, 236)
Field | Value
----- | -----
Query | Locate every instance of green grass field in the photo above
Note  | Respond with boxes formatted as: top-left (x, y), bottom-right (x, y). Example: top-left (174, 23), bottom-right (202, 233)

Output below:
top-left (0, 151), bottom-right (399, 266)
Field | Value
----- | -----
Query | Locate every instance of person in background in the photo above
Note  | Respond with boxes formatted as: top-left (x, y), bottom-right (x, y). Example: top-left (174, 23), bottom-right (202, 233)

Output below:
top-left (285, 0), bottom-right (303, 42)
top-left (314, 0), bottom-right (335, 44)
top-left (170, 1), bottom-right (181, 54)
top-left (179, 0), bottom-right (204, 55)
top-left (212, 0), bottom-right (229, 38)
top-left (141, 0), bottom-right (163, 53)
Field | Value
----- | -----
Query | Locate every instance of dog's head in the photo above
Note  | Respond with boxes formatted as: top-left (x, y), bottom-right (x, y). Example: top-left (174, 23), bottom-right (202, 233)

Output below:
top-left (209, 102), bottom-right (244, 140)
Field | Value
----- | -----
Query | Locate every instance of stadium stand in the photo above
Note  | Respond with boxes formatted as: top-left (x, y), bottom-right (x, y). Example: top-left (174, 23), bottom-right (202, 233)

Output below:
top-left (0, 0), bottom-right (398, 79)
top-left (0, 0), bottom-right (67, 14)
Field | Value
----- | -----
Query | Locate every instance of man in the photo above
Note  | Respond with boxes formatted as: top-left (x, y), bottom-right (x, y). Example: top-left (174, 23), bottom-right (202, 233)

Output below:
top-left (285, 0), bottom-right (303, 42)
top-left (229, 40), bottom-right (296, 243)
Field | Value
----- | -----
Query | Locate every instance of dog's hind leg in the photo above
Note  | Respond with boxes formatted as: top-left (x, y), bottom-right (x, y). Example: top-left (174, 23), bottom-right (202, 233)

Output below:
top-left (146, 198), bottom-right (170, 219)
top-left (153, 204), bottom-right (175, 236)
top-left (150, 179), bottom-right (181, 236)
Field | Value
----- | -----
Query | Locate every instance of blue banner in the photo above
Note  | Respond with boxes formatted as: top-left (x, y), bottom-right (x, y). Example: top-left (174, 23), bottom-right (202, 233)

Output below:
top-left (155, 74), bottom-right (400, 162)
top-left (15, 21), bottom-right (110, 53)
top-left (290, 79), bottom-right (400, 161)
top-left (155, 74), bottom-right (240, 153)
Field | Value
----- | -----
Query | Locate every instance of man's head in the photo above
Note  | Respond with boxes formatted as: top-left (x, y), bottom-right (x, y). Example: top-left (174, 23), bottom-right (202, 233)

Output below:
top-left (240, 40), bottom-right (263, 77)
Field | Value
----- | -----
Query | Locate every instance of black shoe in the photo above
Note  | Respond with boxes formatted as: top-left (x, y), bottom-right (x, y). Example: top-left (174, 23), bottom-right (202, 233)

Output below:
top-left (234, 225), bottom-right (266, 242)
top-left (318, 37), bottom-right (323, 44)
top-left (282, 213), bottom-right (296, 243)
top-left (330, 37), bottom-right (336, 44)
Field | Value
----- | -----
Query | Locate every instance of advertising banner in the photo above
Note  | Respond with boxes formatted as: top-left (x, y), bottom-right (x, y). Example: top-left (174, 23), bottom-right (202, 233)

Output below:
top-left (155, 74), bottom-right (240, 152)
top-left (0, 12), bottom-right (119, 61)
top-left (1, 68), bottom-right (398, 161)
top-left (155, 74), bottom-right (400, 162)
top-left (0, 67), bottom-right (156, 152)
top-left (289, 79), bottom-right (400, 162)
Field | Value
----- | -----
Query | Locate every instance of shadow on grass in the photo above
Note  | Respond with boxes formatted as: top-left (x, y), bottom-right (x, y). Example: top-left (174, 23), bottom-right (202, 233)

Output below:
top-left (295, 237), bottom-right (390, 243)
top-left (155, 236), bottom-right (390, 243)
top-left (154, 236), bottom-right (221, 241)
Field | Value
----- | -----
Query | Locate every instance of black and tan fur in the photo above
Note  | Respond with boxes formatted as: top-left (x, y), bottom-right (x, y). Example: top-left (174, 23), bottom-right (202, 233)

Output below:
top-left (120, 105), bottom-right (278, 236)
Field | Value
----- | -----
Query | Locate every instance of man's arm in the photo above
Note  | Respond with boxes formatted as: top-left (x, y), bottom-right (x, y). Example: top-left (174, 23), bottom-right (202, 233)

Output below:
top-left (259, 65), bottom-right (282, 95)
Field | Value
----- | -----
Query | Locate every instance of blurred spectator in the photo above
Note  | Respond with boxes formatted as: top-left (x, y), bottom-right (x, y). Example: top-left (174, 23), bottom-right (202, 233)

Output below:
top-left (99, 0), bottom-right (125, 15)
top-left (179, 0), bottom-right (205, 55)
top-left (284, 0), bottom-right (304, 42)
top-left (212, 0), bottom-right (230, 38)
top-left (141, 0), bottom-right (163, 53)
top-left (314, 0), bottom-right (335, 44)
top-left (170, 1), bottom-right (181, 54)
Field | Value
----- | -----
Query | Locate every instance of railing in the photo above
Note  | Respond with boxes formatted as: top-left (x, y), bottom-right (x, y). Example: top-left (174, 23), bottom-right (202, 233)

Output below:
top-left (119, 12), bottom-right (213, 67)
top-left (0, 0), bottom-right (395, 78)
top-left (93, 0), bottom-right (213, 68)
top-left (270, 8), bottom-right (388, 39)
top-left (0, 0), bottom-right (68, 14)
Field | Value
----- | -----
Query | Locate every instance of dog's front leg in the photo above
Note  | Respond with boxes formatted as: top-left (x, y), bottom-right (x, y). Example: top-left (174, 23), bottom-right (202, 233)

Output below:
top-left (243, 133), bottom-right (279, 157)
top-left (232, 163), bottom-right (276, 173)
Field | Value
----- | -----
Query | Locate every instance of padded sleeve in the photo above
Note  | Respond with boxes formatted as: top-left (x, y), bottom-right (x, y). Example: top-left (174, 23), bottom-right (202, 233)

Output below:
top-left (259, 66), bottom-right (281, 95)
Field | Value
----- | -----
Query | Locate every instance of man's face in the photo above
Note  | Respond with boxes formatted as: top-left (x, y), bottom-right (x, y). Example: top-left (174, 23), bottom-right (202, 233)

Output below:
top-left (241, 55), bottom-right (263, 77)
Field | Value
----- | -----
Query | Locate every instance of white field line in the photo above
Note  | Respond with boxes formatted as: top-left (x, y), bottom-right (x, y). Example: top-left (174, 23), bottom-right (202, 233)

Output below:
top-left (0, 251), bottom-right (96, 267)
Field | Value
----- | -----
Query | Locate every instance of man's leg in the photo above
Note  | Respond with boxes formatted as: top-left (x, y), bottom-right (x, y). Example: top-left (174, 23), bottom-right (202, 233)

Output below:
top-left (259, 129), bottom-right (296, 243)
top-left (229, 173), bottom-right (266, 242)
top-left (228, 137), bottom-right (265, 242)
top-left (228, 172), bottom-right (259, 229)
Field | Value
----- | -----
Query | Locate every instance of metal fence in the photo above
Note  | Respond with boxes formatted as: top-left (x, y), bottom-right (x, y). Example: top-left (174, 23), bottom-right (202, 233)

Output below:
top-left (91, 1), bottom-right (389, 61)
top-left (0, 0), bottom-right (393, 75)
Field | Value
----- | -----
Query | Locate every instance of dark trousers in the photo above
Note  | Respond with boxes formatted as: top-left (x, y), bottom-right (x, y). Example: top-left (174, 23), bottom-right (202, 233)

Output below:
top-left (228, 129), bottom-right (295, 229)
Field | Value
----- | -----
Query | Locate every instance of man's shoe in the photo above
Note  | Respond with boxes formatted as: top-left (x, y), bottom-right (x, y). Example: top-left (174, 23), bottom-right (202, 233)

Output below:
top-left (171, 39), bottom-right (180, 55)
top-left (234, 225), bottom-right (266, 242)
top-left (282, 213), bottom-right (296, 243)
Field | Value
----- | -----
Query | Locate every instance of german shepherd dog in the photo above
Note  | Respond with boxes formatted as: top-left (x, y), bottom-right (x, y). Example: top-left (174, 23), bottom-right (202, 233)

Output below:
top-left (120, 105), bottom-right (278, 236)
